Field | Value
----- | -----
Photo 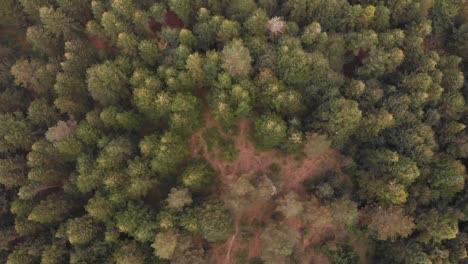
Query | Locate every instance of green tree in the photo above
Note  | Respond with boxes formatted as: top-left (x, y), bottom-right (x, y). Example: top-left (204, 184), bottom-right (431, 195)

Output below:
top-left (0, 156), bottom-right (27, 188)
top-left (87, 61), bottom-right (129, 106)
top-left (428, 157), bottom-right (465, 199)
top-left (149, 132), bottom-right (190, 177)
top-left (430, 0), bottom-right (464, 34)
top-left (41, 241), bottom-right (68, 264)
top-left (117, 32), bottom-right (139, 56)
top-left (417, 209), bottom-right (462, 244)
top-left (115, 201), bottom-right (158, 242)
top-left (218, 19), bottom-right (240, 43)
top-left (138, 40), bottom-right (161, 66)
top-left (39, 6), bottom-right (82, 39)
top-left (169, 0), bottom-right (194, 25)
top-left (181, 160), bottom-right (216, 192)
top-left (0, 112), bottom-right (35, 152)
top-left (152, 230), bottom-right (179, 259)
top-left (313, 98), bottom-right (362, 147)
top-left (253, 113), bottom-right (287, 149)
top-left (96, 137), bottom-right (135, 170)
top-left (28, 194), bottom-right (73, 224)
top-left (197, 201), bottom-right (234, 242)
top-left (86, 192), bottom-right (114, 222)
top-left (114, 240), bottom-right (148, 264)
top-left (66, 216), bottom-right (99, 245)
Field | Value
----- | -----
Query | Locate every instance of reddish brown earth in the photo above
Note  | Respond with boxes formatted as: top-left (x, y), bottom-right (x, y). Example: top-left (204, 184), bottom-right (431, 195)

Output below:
top-left (190, 112), bottom-right (341, 194)
top-left (190, 112), bottom-right (351, 264)
top-left (88, 35), bottom-right (109, 50)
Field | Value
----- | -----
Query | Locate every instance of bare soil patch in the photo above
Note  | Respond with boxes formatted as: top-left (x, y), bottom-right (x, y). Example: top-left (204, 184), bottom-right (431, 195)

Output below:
top-left (191, 112), bottom-right (348, 264)
top-left (190, 112), bottom-right (341, 193)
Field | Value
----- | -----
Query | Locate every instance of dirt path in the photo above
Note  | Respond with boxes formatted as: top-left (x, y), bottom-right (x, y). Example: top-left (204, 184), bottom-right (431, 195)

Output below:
top-left (224, 217), bottom-right (240, 264)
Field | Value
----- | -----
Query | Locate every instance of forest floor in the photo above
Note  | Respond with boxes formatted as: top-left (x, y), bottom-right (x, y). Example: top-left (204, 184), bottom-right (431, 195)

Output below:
top-left (190, 112), bottom-right (362, 264)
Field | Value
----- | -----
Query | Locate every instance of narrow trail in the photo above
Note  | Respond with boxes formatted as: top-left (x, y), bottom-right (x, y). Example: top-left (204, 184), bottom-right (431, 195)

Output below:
top-left (224, 218), bottom-right (241, 264)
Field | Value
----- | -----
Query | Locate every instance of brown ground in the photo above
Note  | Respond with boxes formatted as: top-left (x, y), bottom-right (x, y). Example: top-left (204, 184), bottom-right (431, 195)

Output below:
top-left (190, 112), bottom-right (354, 264)
top-left (190, 112), bottom-right (341, 194)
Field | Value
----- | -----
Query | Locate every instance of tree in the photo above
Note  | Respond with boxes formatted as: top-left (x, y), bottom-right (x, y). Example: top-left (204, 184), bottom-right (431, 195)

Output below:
top-left (182, 159), bottom-right (216, 191)
top-left (96, 137), bottom-right (135, 170)
top-left (357, 47), bottom-right (405, 78)
top-left (66, 216), bottom-right (99, 245)
top-left (276, 192), bottom-right (304, 219)
top-left (115, 201), bottom-right (158, 242)
top-left (45, 120), bottom-right (77, 143)
top-left (39, 6), bottom-right (82, 39)
top-left (117, 32), bottom-right (139, 56)
top-left (0, 156), bottom-right (27, 188)
top-left (428, 156), bottom-right (465, 199)
top-left (150, 132), bottom-right (190, 177)
top-left (357, 110), bottom-right (394, 142)
top-left (312, 98), bottom-right (362, 147)
top-left (0, 113), bottom-right (35, 152)
top-left (18, 0), bottom-right (51, 21)
top-left (28, 194), bottom-right (74, 224)
top-left (41, 241), bottom-right (68, 264)
top-left (385, 122), bottom-right (437, 162)
top-left (138, 40), bottom-right (161, 66)
top-left (27, 99), bottom-right (59, 127)
top-left (169, 93), bottom-right (202, 135)
top-left (54, 73), bottom-right (92, 118)
top-left (152, 230), bottom-right (179, 259)
top-left (277, 45), bottom-right (330, 87)
top-left (197, 201), bottom-right (234, 242)
top-left (7, 245), bottom-right (36, 264)
top-left (430, 0), bottom-right (465, 34)
top-left (253, 113), bottom-right (287, 149)
top-left (11, 59), bottom-right (58, 95)
top-left (223, 173), bottom-right (277, 214)
top-left (244, 9), bottom-right (268, 36)
top-left (417, 209), bottom-right (462, 244)
top-left (260, 222), bottom-right (297, 263)
top-left (87, 61), bottom-right (129, 106)
top-left (69, 241), bottom-right (110, 264)
top-left (114, 241), bottom-right (148, 264)
top-left (222, 39), bottom-right (252, 77)
top-left (367, 206), bottom-right (415, 241)
top-left (86, 192), bottom-right (114, 222)
top-left (329, 198), bottom-right (358, 227)
top-left (218, 19), bottom-right (240, 43)
top-left (301, 22), bottom-right (322, 45)
top-left (171, 244), bottom-right (206, 264)
top-left (126, 157), bottom-right (158, 198)
top-left (226, 0), bottom-right (257, 21)
top-left (323, 245), bottom-right (360, 264)
top-left (166, 188), bottom-right (192, 211)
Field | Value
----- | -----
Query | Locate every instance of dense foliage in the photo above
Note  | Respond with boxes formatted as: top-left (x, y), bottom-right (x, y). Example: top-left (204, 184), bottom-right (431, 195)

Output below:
top-left (0, 0), bottom-right (466, 263)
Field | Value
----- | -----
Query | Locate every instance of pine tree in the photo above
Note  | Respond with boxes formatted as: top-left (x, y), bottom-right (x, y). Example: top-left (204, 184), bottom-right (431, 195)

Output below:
top-left (87, 61), bottom-right (129, 106)
top-left (66, 216), bottom-right (99, 245)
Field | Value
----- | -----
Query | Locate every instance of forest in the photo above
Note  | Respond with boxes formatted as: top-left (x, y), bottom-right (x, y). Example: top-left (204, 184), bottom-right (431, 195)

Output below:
top-left (0, 0), bottom-right (467, 263)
